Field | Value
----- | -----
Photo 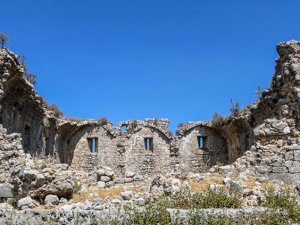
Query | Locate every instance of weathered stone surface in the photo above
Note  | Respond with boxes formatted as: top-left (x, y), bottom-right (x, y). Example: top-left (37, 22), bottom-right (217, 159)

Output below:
top-left (44, 194), bottom-right (59, 205)
top-left (120, 191), bottom-right (133, 200)
top-left (285, 161), bottom-right (300, 173)
top-left (0, 183), bottom-right (13, 198)
top-left (17, 197), bottom-right (39, 209)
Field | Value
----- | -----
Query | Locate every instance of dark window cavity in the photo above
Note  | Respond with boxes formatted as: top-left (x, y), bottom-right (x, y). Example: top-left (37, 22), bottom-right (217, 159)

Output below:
top-left (197, 136), bottom-right (207, 149)
top-left (144, 137), bottom-right (153, 151)
top-left (24, 125), bottom-right (32, 151)
top-left (88, 137), bottom-right (98, 153)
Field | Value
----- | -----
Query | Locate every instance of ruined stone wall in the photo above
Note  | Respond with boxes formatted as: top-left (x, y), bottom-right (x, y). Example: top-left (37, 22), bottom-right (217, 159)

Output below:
top-left (2, 41), bottom-right (300, 183)
top-left (123, 126), bottom-right (171, 176)
top-left (69, 125), bottom-right (118, 172)
top-left (174, 124), bottom-right (228, 172)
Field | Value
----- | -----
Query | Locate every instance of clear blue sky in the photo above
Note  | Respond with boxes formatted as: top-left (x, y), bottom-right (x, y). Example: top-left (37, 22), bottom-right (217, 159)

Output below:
top-left (1, 0), bottom-right (300, 131)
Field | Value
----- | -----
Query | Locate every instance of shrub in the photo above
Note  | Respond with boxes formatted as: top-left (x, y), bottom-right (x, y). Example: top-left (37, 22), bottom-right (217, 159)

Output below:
top-left (20, 55), bottom-right (38, 86)
top-left (230, 99), bottom-right (240, 116)
top-left (98, 117), bottom-right (108, 126)
top-left (23, 72), bottom-right (37, 85)
top-left (255, 86), bottom-right (263, 99)
top-left (46, 104), bottom-right (63, 117)
top-left (211, 112), bottom-right (224, 125)
top-left (74, 181), bottom-right (82, 194)
top-left (264, 188), bottom-right (300, 222)
top-left (129, 120), bottom-right (138, 131)
top-left (0, 33), bottom-right (8, 48)
top-left (167, 130), bottom-right (173, 137)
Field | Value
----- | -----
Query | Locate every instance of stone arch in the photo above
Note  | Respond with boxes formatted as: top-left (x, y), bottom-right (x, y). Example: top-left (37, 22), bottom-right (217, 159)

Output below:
top-left (123, 126), bottom-right (171, 176)
top-left (56, 122), bottom-right (118, 172)
top-left (176, 124), bottom-right (228, 171)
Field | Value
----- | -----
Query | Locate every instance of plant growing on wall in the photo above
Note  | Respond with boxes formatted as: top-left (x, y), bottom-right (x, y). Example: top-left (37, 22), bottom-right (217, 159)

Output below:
top-left (229, 99), bottom-right (240, 116)
top-left (0, 33), bottom-right (8, 48)
top-left (211, 112), bottom-right (224, 125)
top-left (19, 55), bottom-right (38, 86)
top-left (255, 85), bottom-right (263, 99)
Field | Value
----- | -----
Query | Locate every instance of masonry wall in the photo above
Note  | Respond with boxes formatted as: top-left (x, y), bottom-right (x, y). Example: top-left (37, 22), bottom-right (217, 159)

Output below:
top-left (68, 125), bottom-right (119, 173)
top-left (176, 125), bottom-right (228, 172)
top-left (123, 126), bottom-right (171, 176)
top-left (3, 41), bottom-right (300, 183)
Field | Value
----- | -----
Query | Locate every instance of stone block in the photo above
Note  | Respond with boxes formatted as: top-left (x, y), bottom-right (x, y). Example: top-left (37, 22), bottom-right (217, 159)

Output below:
top-left (218, 165), bottom-right (233, 175)
top-left (294, 150), bottom-right (300, 161)
top-left (120, 191), bottom-right (133, 200)
top-left (272, 166), bottom-right (288, 173)
top-left (17, 197), bottom-right (39, 209)
top-left (97, 181), bottom-right (106, 188)
top-left (285, 161), bottom-right (300, 173)
top-left (255, 166), bottom-right (271, 174)
top-left (100, 176), bottom-right (111, 182)
top-left (125, 172), bottom-right (135, 178)
top-left (44, 194), bottom-right (59, 205)
top-left (285, 144), bottom-right (300, 151)
top-left (0, 183), bottom-right (13, 198)
top-left (285, 151), bottom-right (294, 160)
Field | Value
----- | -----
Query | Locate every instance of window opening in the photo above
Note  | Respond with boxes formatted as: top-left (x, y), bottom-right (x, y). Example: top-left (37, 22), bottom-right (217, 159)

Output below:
top-left (24, 125), bottom-right (31, 151)
top-left (144, 137), bottom-right (153, 151)
top-left (121, 124), bottom-right (127, 133)
top-left (88, 138), bottom-right (98, 153)
top-left (197, 136), bottom-right (207, 149)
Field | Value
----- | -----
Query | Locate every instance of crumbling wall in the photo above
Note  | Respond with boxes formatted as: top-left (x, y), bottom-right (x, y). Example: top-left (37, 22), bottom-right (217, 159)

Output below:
top-left (0, 48), bottom-right (57, 157)
top-left (2, 41), bottom-right (300, 183)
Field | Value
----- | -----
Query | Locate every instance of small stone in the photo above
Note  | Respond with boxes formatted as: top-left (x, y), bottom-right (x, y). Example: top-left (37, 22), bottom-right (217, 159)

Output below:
top-left (126, 172), bottom-right (135, 178)
top-left (97, 181), bottom-right (106, 188)
top-left (120, 191), bottom-right (133, 200)
top-left (100, 176), bottom-right (111, 182)
top-left (223, 177), bottom-right (231, 185)
top-left (133, 175), bottom-right (143, 181)
top-left (283, 127), bottom-right (290, 134)
top-left (105, 170), bottom-right (114, 177)
top-left (136, 197), bottom-right (145, 206)
top-left (105, 181), bottom-right (115, 188)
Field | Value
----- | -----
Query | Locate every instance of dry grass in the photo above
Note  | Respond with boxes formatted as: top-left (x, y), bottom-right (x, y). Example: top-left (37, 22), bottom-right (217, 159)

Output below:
top-left (131, 186), bottom-right (145, 193)
top-left (243, 176), bottom-right (257, 189)
top-left (72, 186), bottom-right (123, 202)
top-left (190, 175), bottom-right (224, 192)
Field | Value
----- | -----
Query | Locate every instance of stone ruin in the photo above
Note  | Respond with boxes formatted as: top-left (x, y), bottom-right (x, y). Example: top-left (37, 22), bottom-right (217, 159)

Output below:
top-left (0, 40), bottom-right (300, 223)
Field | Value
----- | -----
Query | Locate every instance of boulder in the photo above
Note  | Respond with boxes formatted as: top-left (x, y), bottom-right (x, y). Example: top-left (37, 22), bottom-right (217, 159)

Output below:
top-left (0, 183), bottom-right (13, 198)
top-left (44, 194), bottom-right (59, 205)
top-left (17, 197), bottom-right (39, 209)
top-left (218, 165), bottom-right (233, 175)
top-left (30, 171), bottom-right (75, 199)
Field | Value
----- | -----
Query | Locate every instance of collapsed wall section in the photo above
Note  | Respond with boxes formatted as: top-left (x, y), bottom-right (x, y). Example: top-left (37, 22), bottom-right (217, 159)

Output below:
top-left (0, 49), bottom-right (57, 157)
